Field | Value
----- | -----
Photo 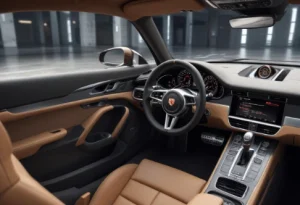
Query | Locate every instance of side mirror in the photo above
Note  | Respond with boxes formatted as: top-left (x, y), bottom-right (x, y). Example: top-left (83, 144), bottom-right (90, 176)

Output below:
top-left (99, 47), bottom-right (148, 67)
top-left (230, 16), bottom-right (275, 29)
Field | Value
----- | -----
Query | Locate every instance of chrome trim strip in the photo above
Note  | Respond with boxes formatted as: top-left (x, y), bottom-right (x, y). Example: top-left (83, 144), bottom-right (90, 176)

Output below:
top-left (228, 147), bottom-right (243, 178)
top-left (228, 116), bottom-right (281, 128)
top-left (242, 143), bottom-right (262, 180)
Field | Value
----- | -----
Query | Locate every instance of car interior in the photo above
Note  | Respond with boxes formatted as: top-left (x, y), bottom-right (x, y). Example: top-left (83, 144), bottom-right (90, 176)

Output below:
top-left (1, 0), bottom-right (300, 205)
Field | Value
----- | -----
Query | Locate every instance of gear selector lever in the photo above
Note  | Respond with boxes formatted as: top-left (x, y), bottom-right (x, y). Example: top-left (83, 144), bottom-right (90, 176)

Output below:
top-left (242, 132), bottom-right (254, 153)
top-left (238, 132), bottom-right (254, 166)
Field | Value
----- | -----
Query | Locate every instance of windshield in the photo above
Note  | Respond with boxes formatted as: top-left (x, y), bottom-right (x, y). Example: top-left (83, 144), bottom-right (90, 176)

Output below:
top-left (153, 5), bottom-right (300, 63)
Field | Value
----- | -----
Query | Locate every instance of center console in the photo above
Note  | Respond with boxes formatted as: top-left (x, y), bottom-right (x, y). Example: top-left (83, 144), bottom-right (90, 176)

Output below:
top-left (205, 132), bottom-right (278, 205)
top-left (229, 93), bottom-right (286, 135)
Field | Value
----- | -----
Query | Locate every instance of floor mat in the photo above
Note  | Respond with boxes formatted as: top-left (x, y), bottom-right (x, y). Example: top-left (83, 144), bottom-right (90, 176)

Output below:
top-left (129, 126), bottom-right (230, 180)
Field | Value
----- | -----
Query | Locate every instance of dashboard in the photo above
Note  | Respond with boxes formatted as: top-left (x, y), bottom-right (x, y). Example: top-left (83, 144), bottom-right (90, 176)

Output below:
top-left (156, 68), bottom-right (225, 99)
top-left (132, 61), bottom-right (300, 144)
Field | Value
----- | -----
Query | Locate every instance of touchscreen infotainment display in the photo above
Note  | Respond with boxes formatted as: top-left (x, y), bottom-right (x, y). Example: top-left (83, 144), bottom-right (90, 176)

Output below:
top-left (230, 96), bottom-right (285, 125)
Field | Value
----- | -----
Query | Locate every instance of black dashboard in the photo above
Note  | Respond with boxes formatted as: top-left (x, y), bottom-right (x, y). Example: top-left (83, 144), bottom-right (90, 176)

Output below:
top-left (155, 68), bottom-right (226, 100)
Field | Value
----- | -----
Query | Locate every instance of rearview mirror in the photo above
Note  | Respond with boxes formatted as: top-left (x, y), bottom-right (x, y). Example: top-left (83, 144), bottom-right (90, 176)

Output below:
top-left (230, 16), bottom-right (274, 29)
top-left (99, 47), bottom-right (148, 67)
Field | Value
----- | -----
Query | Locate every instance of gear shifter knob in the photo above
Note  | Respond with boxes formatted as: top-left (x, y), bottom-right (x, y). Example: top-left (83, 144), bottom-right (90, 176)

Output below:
top-left (243, 132), bottom-right (254, 153)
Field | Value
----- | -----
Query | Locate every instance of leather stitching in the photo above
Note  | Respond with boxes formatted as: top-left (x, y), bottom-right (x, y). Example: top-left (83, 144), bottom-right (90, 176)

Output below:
top-left (130, 179), bottom-right (185, 203)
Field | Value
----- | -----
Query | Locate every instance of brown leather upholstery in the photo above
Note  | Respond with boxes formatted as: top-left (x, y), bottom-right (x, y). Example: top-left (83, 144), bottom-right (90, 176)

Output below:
top-left (187, 193), bottom-right (223, 205)
top-left (90, 159), bottom-right (207, 205)
top-left (0, 122), bottom-right (64, 205)
top-left (0, 119), bottom-right (216, 205)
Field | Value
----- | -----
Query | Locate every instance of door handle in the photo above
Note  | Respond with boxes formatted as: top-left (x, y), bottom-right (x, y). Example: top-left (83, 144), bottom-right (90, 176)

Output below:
top-left (76, 105), bottom-right (114, 146)
top-left (75, 106), bottom-right (130, 146)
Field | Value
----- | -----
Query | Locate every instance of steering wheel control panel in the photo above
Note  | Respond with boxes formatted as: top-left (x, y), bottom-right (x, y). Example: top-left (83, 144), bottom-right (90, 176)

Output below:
top-left (205, 132), bottom-right (277, 205)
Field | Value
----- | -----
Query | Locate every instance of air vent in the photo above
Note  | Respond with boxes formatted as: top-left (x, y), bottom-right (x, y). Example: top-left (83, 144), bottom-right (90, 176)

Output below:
top-left (229, 118), bottom-right (249, 130)
top-left (256, 124), bottom-right (279, 135)
top-left (275, 70), bottom-right (290, 81)
top-left (133, 88), bottom-right (144, 101)
top-left (216, 177), bottom-right (247, 197)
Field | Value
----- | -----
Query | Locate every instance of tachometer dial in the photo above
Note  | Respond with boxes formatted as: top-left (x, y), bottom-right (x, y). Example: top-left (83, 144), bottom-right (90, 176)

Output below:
top-left (157, 74), bottom-right (176, 88)
top-left (213, 85), bottom-right (224, 99)
top-left (204, 75), bottom-right (218, 96)
top-left (177, 70), bottom-right (193, 87)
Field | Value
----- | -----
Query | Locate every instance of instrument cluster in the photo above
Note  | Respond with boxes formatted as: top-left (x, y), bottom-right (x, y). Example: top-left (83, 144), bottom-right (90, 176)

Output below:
top-left (156, 69), bottom-right (225, 99)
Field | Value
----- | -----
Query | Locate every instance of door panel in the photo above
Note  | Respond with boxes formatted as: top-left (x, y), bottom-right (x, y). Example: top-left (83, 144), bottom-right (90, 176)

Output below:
top-left (0, 64), bottom-right (154, 109)
top-left (13, 128), bottom-right (68, 159)
top-left (9, 101), bottom-right (130, 178)
top-left (0, 62), bottom-right (154, 204)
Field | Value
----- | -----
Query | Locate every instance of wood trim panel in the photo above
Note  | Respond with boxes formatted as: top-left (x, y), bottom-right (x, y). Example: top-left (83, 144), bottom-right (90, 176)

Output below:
top-left (13, 128), bottom-right (67, 160)
top-left (76, 106), bottom-right (114, 146)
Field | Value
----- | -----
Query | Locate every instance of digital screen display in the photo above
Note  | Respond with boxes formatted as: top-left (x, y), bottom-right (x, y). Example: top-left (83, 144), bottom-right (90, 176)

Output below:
top-left (230, 96), bottom-right (285, 125)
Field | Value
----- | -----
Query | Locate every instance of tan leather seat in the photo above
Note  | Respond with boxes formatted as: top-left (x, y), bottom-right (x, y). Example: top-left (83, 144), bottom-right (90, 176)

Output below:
top-left (90, 159), bottom-right (207, 205)
top-left (0, 121), bottom-right (220, 205)
top-left (0, 122), bottom-right (64, 205)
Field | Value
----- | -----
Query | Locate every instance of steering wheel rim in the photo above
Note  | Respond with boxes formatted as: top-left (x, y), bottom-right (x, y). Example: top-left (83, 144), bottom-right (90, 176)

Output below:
top-left (143, 59), bottom-right (206, 136)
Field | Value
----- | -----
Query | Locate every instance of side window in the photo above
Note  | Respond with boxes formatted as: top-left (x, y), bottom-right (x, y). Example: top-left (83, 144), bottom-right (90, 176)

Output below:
top-left (0, 11), bottom-right (154, 74)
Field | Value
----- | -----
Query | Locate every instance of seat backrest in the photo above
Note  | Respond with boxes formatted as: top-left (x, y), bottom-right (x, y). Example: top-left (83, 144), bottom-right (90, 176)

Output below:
top-left (0, 122), bottom-right (64, 205)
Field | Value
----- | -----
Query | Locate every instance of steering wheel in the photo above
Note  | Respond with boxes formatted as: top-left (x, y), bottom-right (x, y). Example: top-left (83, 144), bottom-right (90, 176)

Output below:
top-left (143, 59), bottom-right (206, 136)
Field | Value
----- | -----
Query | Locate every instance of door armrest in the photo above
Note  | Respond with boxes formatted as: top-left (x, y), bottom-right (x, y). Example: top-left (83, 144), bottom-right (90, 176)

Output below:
top-left (187, 193), bottom-right (223, 205)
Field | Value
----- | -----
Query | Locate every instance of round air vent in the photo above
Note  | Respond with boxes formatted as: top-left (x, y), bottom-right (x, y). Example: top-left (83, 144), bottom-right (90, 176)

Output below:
top-left (257, 65), bottom-right (274, 79)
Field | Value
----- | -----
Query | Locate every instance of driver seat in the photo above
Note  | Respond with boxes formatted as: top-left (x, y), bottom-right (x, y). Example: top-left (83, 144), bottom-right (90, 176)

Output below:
top-left (0, 121), bottom-right (211, 205)
top-left (90, 159), bottom-right (207, 205)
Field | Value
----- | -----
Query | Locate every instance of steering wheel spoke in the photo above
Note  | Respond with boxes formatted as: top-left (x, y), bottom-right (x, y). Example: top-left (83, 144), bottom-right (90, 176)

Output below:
top-left (164, 114), bottom-right (178, 130)
top-left (180, 89), bottom-right (197, 105)
top-left (150, 89), bottom-right (168, 103)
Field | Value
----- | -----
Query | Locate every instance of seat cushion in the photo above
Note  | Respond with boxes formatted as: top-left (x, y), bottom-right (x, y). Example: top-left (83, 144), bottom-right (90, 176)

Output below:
top-left (90, 159), bottom-right (206, 205)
